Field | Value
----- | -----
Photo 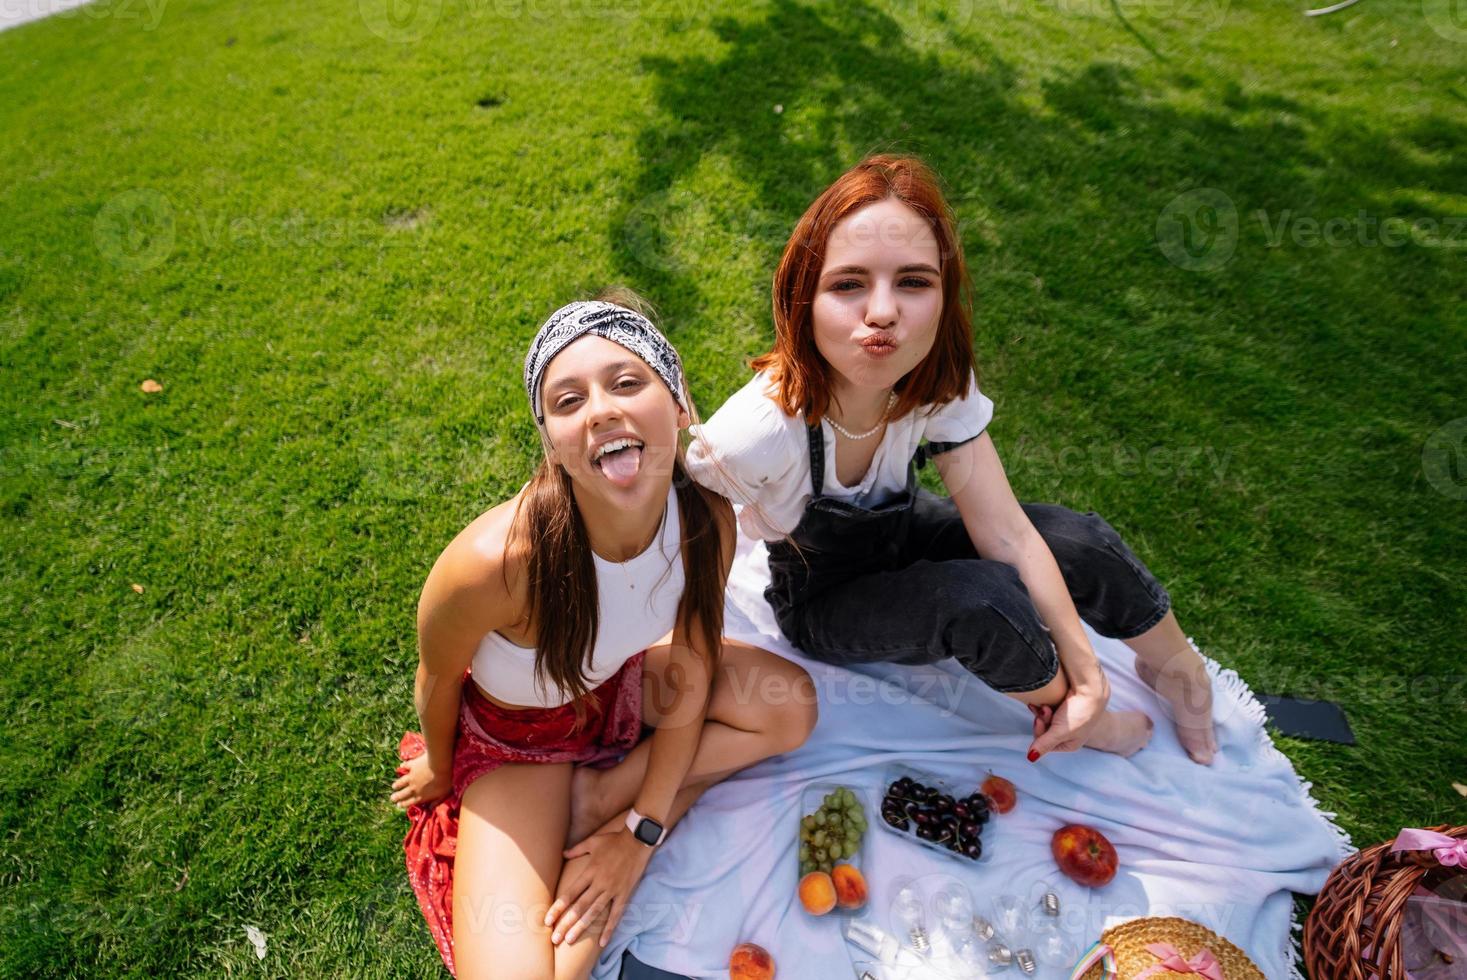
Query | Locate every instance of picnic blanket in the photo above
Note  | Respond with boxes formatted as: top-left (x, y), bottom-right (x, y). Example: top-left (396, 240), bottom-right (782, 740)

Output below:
top-left (590, 534), bottom-right (1354, 979)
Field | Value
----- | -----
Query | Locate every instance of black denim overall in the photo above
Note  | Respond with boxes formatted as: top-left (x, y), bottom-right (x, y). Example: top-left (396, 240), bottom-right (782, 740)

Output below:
top-left (764, 424), bottom-right (1172, 693)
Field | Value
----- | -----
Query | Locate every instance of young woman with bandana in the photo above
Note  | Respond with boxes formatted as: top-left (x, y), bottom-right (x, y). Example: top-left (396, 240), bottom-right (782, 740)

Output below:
top-left (391, 290), bottom-right (818, 979)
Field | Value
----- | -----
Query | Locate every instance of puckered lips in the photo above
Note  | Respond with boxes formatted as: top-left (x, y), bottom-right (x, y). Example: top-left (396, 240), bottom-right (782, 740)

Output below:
top-left (589, 431), bottom-right (645, 489)
top-left (859, 330), bottom-right (898, 358)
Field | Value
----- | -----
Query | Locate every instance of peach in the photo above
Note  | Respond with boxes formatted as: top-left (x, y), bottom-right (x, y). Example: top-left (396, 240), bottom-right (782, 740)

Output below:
top-left (831, 863), bottom-right (868, 910)
top-left (729, 941), bottom-right (775, 980)
top-left (982, 773), bottom-right (1017, 814)
top-left (798, 870), bottom-right (837, 915)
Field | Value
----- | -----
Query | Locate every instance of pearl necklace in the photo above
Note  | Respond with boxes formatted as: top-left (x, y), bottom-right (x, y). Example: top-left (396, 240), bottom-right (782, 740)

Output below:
top-left (826, 392), bottom-right (897, 440)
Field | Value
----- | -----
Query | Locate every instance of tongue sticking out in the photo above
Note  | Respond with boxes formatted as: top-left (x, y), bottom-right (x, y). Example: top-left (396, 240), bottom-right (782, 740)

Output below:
top-left (597, 446), bottom-right (642, 488)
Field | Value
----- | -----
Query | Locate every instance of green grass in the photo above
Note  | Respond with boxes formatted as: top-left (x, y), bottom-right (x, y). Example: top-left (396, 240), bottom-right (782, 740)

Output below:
top-left (1, 0), bottom-right (1464, 974)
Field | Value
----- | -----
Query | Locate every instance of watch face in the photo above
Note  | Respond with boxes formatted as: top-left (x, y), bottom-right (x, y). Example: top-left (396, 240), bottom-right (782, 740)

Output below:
top-left (634, 818), bottom-right (663, 846)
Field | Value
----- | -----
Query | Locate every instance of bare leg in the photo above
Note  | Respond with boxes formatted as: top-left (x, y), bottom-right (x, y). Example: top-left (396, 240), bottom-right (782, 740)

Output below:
top-left (568, 639), bottom-right (816, 846)
top-left (453, 761), bottom-right (577, 980)
top-left (1002, 665), bottom-right (1155, 758)
top-left (1124, 609), bottom-right (1217, 764)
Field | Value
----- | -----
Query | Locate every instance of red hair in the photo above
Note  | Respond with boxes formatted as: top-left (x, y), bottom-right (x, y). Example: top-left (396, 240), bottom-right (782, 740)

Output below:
top-left (751, 154), bottom-right (977, 424)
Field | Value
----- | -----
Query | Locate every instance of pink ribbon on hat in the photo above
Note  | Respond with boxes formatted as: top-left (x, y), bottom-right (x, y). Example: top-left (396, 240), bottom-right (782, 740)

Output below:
top-left (1133, 942), bottom-right (1226, 980)
top-left (1391, 827), bottom-right (1467, 867)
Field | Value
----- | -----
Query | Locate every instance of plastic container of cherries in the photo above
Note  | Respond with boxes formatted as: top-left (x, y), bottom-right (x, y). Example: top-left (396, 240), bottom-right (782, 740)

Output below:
top-left (876, 763), bottom-right (993, 864)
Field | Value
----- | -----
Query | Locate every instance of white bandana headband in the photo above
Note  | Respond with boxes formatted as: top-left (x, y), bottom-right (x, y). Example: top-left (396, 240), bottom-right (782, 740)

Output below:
top-left (524, 300), bottom-right (688, 427)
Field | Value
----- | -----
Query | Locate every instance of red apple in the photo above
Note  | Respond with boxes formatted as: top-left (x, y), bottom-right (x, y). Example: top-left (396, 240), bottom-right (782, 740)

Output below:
top-left (729, 941), bottom-right (775, 980)
top-left (1051, 824), bottom-right (1118, 887)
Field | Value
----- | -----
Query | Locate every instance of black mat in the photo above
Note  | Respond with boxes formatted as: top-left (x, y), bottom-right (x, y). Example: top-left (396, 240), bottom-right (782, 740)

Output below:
top-left (620, 948), bottom-right (697, 980)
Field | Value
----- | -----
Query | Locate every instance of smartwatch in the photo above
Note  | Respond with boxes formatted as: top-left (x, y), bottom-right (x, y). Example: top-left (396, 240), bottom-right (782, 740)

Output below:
top-left (625, 807), bottom-right (666, 847)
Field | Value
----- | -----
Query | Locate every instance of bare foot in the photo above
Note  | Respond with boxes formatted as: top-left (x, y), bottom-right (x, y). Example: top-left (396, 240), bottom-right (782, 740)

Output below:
top-left (566, 764), bottom-right (606, 848)
top-left (1082, 709), bottom-right (1155, 757)
top-left (1135, 645), bottom-right (1218, 765)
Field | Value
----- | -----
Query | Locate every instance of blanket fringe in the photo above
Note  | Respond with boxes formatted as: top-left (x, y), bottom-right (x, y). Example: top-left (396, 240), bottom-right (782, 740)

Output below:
top-left (1186, 636), bottom-right (1356, 980)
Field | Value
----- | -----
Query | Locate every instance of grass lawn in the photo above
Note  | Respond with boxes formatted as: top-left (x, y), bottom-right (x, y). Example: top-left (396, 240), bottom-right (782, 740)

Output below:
top-left (1, 0), bottom-right (1463, 974)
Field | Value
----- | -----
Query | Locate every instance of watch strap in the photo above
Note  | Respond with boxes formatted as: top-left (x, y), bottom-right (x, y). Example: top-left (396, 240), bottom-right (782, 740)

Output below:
top-left (625, 807), bottom-right (665, 846)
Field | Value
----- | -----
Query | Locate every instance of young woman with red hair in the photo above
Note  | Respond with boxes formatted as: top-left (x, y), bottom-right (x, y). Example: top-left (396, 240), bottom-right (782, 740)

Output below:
top-left (687, 155), bottom-right (1218, 766)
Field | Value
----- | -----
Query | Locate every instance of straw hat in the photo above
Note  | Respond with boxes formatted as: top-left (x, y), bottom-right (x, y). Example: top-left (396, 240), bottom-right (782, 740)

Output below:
top-left (1076, 916), bottom-right (1265, 980)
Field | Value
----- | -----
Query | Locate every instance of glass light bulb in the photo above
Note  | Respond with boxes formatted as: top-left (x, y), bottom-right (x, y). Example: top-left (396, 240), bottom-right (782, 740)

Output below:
top-left (932, 887), bottom-right (975, 934)
top-left (1030, 915), bottom-right (1078, 970)
top-left (893, 883), bottom-right (926, 930)
top-left (992, 893), bottom-right (1025, 940)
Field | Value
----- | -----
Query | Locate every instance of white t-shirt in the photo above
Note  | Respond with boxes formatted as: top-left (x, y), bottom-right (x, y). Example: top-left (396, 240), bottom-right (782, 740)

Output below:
top-left (686, 370), bottom-right (995, 540)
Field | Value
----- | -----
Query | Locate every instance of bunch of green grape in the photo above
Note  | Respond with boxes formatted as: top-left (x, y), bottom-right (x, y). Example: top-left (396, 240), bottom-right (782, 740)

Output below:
top-left (798, 786), bottom-right (867, 876)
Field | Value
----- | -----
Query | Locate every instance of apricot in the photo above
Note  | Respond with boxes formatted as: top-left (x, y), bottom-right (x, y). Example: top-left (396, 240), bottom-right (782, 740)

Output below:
top-left (831, 863), bottom-right (868, 910)
top-left (729, 941), bottom-right (775, 980)
top-left (798, 870), bottom-right (837, 915)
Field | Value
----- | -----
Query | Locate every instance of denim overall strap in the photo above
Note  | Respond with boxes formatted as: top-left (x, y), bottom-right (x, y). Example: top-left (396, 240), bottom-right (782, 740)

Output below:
top-left (804, 421), bottom-right (825, 497)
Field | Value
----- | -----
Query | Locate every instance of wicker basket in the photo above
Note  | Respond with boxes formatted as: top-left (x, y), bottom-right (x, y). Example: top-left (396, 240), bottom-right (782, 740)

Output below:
top-left (1304, 823), bottom-right (1466, 979)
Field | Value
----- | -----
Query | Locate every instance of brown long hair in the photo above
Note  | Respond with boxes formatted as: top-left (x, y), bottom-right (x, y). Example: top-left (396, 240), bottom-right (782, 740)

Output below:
top-left (506, 288), bottom-right (727, 730)
top-left (752, 154), bottom-right (978, 424)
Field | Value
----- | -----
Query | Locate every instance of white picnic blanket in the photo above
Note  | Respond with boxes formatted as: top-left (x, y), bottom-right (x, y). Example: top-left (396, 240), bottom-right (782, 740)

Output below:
top-left (592, 535), bottom-right (1353, 979)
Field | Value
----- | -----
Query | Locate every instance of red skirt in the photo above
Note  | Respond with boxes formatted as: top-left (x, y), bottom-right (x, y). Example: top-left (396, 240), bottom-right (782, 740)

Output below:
top-left (396, 652), bottom-right (647, 977)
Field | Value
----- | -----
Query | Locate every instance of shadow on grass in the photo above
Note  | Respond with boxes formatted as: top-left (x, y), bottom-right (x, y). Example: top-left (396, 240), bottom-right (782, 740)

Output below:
top-left (606, 0), bottom-right (1463, 399)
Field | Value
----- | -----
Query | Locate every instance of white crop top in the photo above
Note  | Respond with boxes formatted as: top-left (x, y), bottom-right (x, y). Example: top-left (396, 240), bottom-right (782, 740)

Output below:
top-left (470, 483), bottom-right (684, 708)
top-left (685, 369), bottom-right (994, 540)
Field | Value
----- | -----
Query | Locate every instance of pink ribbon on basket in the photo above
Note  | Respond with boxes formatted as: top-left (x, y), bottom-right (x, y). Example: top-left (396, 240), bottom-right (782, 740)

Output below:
top-left (1391, 827), bottom-right (1467, 867)
top-left (1133, 942), bottom-right (1226, 980)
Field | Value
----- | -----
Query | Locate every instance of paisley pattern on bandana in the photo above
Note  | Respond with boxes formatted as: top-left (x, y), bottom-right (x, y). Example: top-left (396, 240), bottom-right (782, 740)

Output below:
top-left (524, 300), bottom-right (687, 426)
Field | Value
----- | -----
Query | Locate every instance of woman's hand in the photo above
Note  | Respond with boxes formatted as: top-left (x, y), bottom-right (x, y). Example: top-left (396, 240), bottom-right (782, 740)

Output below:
top-left (1028, 670), bottom-right (1111, 758)
top-left (546, 827), bottom-right (654, 949)
top-left (391, 751), bottom-right (453, 811)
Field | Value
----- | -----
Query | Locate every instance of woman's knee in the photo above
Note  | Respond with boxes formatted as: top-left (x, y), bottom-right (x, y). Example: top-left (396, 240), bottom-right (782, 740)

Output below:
top-left (776, 665), bottom-right (819, 752)
top-left (939, 563), bottom-right (1060, 693)
top-left (1023, 503), bottom-right (1170, 639)
top-left (715, 645), bottom-right (819, 753)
